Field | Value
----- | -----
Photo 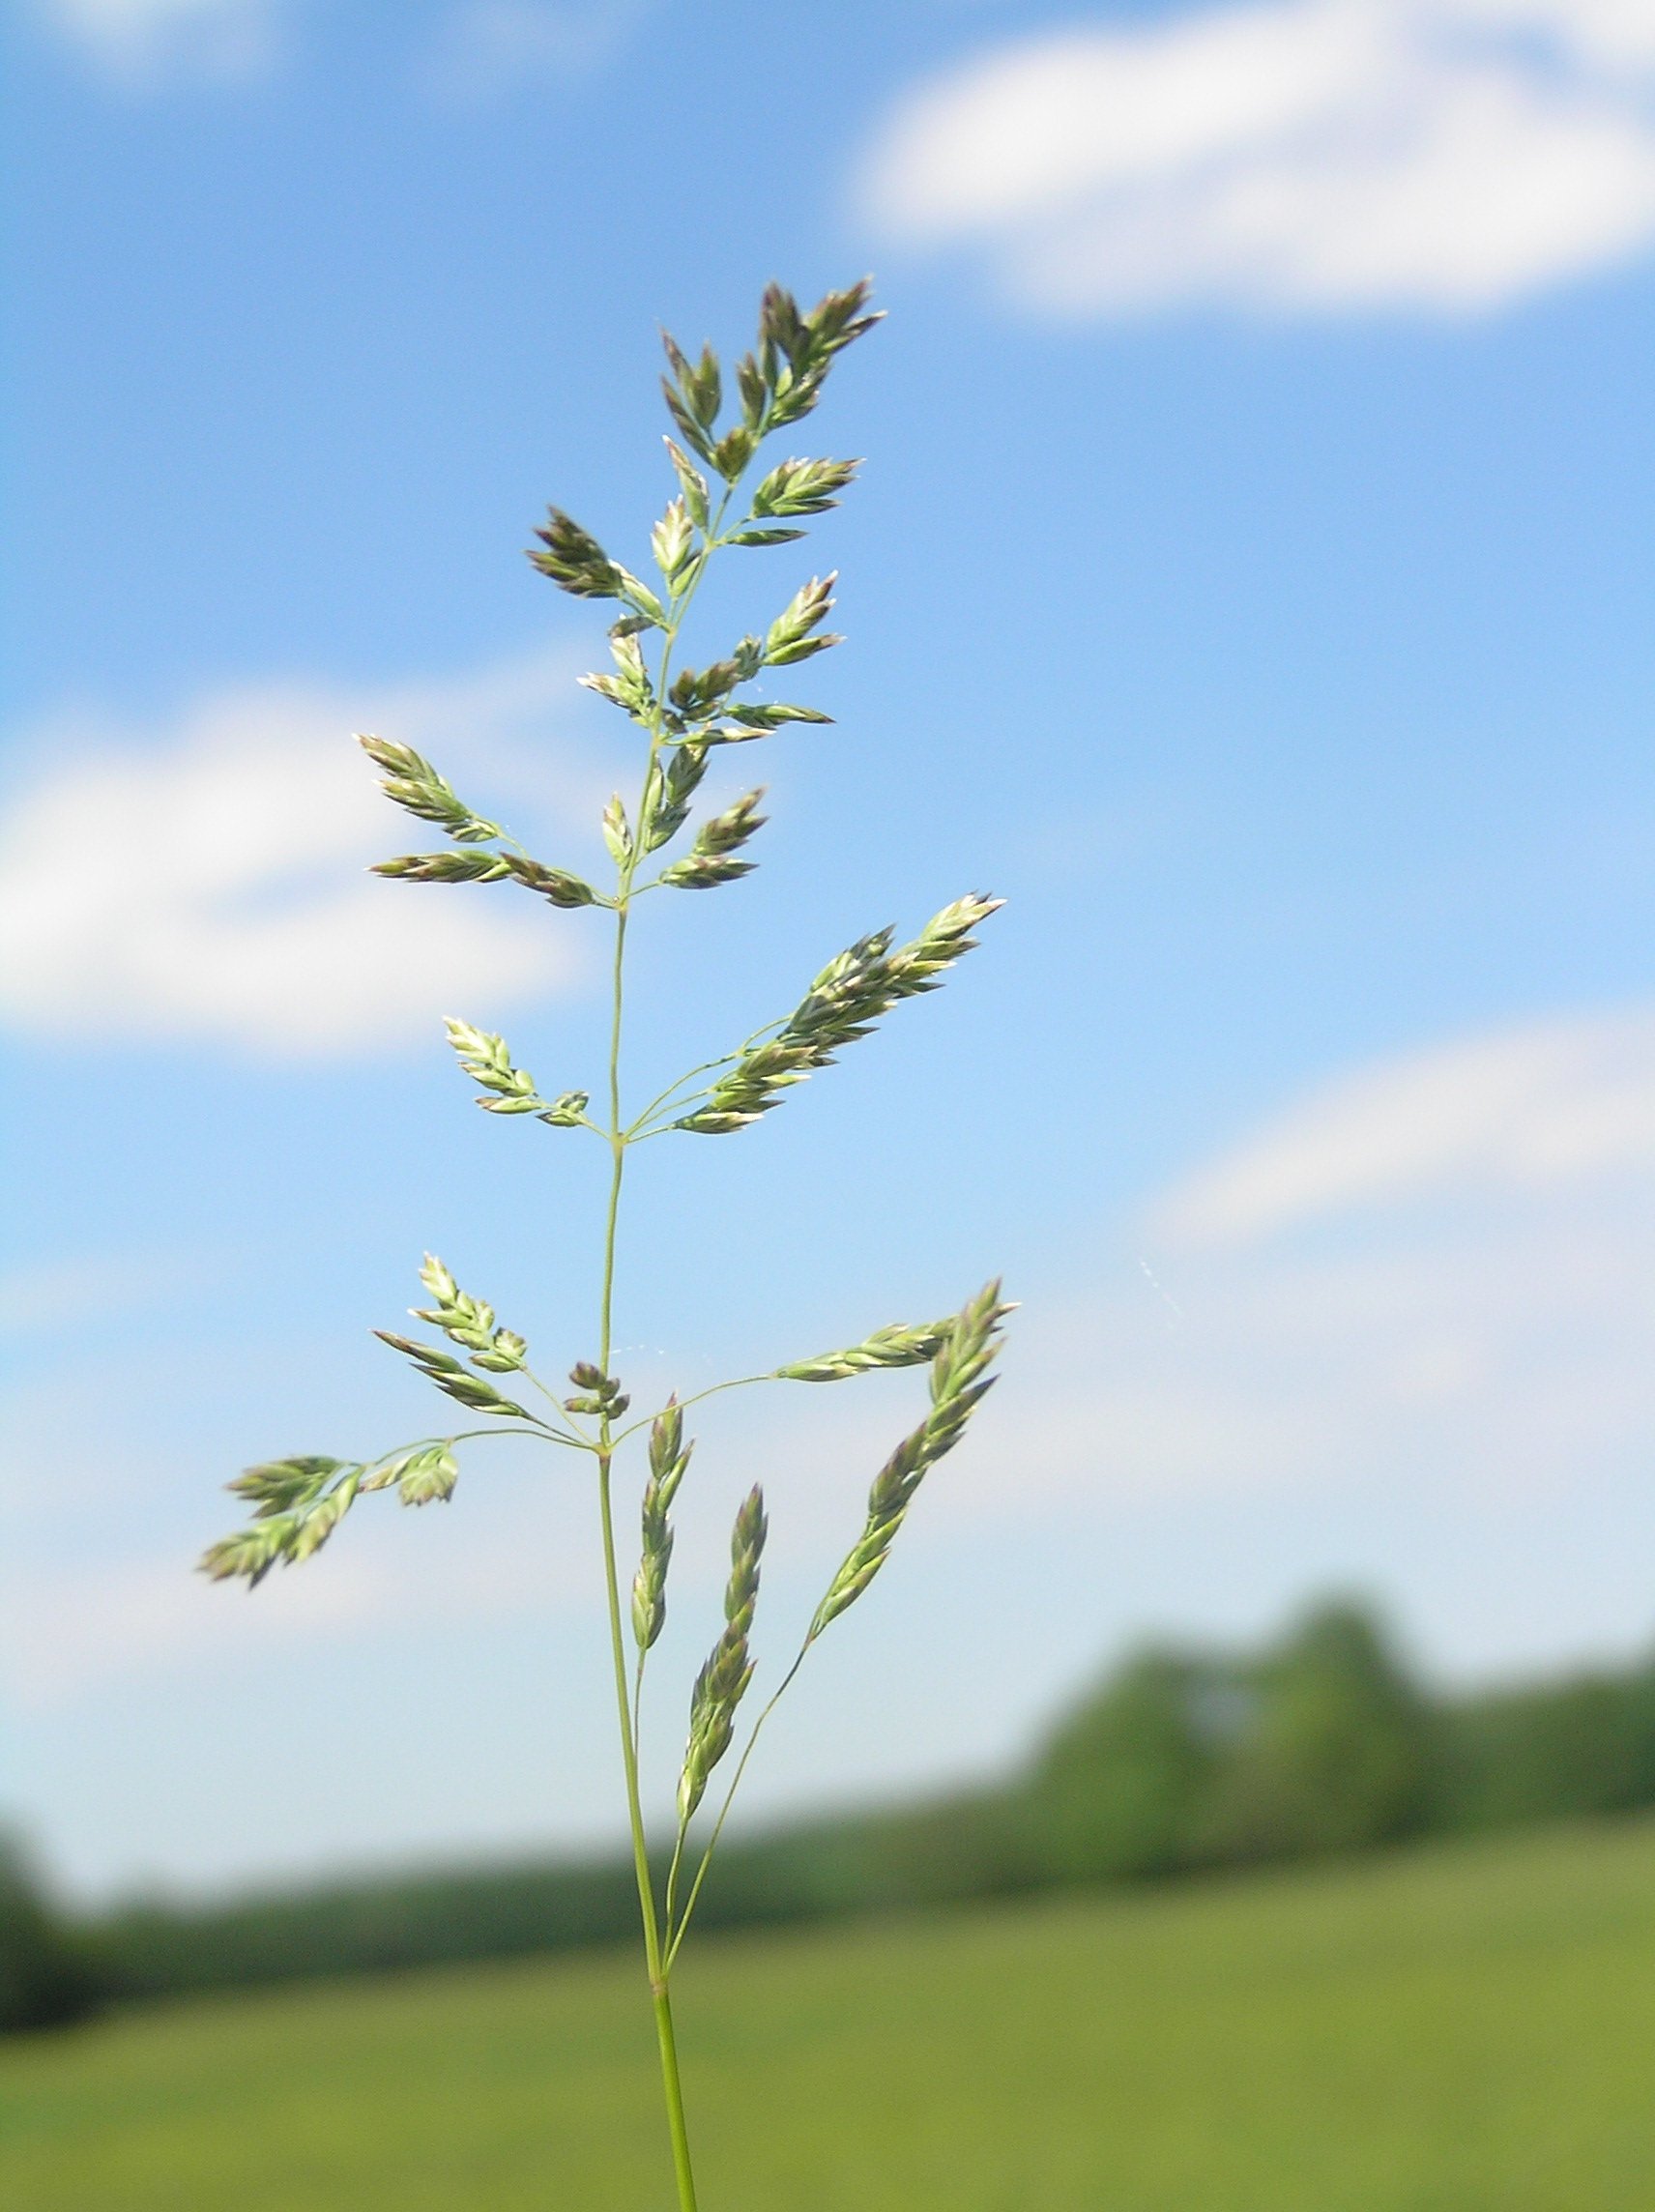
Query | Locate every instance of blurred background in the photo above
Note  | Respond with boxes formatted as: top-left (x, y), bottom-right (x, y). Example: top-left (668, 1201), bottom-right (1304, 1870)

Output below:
top-left (4, 0), bottom-right (1655, 2203)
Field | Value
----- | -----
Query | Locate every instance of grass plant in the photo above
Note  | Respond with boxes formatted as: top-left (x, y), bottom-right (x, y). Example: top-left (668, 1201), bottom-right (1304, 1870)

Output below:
top-left (197, 280), bottom-right (1008, 2208)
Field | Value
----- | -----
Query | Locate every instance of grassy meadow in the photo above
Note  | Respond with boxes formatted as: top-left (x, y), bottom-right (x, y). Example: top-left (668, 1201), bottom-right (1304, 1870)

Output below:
top-left (5, 1820), bottom-right (1655, 2211)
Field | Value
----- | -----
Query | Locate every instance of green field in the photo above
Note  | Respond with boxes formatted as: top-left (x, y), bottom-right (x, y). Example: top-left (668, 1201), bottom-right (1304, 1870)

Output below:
top-left (5, 1821), bottom-right (1655, 2210)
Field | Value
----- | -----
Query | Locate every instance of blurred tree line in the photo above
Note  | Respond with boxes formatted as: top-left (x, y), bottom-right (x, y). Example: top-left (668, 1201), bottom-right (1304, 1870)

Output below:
top-left (0, 1836), bottom-right (102, 2034)
top-left (11, 1599), bottom-right (1655, 2027)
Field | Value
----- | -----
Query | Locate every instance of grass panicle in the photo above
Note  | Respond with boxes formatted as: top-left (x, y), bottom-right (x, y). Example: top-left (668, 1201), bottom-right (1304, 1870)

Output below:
top-left (200, 279), bottom-right (1004, 2212)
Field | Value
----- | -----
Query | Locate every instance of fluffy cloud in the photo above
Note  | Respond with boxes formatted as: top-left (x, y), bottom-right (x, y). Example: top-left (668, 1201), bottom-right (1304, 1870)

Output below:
top-left (967, 1004), bottom-right (1655, 1524)
top-left (0, 652), bottom-right (598, 1054)
top-left (1157, 1006), bottom-right (1655, 1244)
top-left (861, 0), bottom-right (1655, 314)
top-left (421, 0), bottom-right (653, 100)
top-left (37, 0), bottom-right (280, 81)
top-left (37, 0), bottom-right (653, 91)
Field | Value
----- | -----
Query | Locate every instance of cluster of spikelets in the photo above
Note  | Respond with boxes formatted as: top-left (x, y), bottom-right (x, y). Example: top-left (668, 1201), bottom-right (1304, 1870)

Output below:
top-left (660, 1284), bottom-right (1012, 1836)
top-left (442, 1018), bottom-right (591, 1126)
top-left (808, 1281), bottom-right (1011, 1639)
top-left (676, 893), bottom-right (1002, 1133)
top-left (200, 277), bottom-right (1010, 1968)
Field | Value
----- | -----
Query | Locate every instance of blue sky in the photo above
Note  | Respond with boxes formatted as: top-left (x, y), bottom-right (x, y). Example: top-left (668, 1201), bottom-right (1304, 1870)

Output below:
top-left (4, 0), bottom-right (1655, 1901)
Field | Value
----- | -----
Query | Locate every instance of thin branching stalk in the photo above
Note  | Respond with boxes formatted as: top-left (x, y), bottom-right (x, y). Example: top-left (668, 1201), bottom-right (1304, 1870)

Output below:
top-left (200, 281), bottom-right (1010, 2212)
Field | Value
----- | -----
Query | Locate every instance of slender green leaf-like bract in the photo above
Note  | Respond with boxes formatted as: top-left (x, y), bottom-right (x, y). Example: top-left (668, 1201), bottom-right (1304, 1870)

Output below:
top-left (199, 279), bottom-right (1006, 2212)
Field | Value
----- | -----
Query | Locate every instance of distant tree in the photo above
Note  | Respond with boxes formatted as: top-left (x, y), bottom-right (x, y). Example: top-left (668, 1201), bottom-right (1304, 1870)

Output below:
top-left (0, 1833), bottom-right (101, 2034)
top-left (1438, 1660), bottom-right (1655, 1831)
top-left (1026, 1649), bottom-right (1227, 1880)
top-left (1199, 1603), bottom-right (1437, 1862)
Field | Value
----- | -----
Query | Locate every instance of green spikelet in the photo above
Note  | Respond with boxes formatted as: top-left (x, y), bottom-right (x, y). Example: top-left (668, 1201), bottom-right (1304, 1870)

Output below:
top-left (678, 1486), bottom-right (767, 1821)
top-left (808, 1283), bottom-right (1012, 1640)
top-left (632, 1401), bottom-right (692, 1651)
top-left (676, 895), bottom-right (1002, 1133)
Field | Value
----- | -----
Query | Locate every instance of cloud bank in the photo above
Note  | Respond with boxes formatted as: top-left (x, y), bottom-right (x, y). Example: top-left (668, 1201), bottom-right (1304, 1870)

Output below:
top-left (0, 652), bottom-right (597, 1054)
top-left (862, 0), bottom-right (1655, 314)
top-left (421, 0), bottom-right (653, 101)
top-left (37, 0), bottom-right (279, 82)
top-left (36, 0), bottom-right (652, 92)
top-left (972, 1005), bottom-right (1655, 1528)
top-left (1158, 1006), bottom-right (1655, 1244)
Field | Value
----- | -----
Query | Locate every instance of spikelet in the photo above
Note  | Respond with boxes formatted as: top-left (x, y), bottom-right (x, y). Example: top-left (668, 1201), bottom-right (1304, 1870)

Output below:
top-left (410, 1254), bottom-right (528, 1373)
top-left (807, 1283), bottom-right (1011, 1640)
top-left (444, 1018), bottom-right (589, 1127)
top-left (775, 1316), bottom-right (957, 1382)
top-left (632, 1402), bottom-right (692, 1651)
top-left (563, 1361), bottom-right (629, 1419)
top-left (676, 895), bottom-right (1002, 1133)
top-left (749, 456), bottom-right (859, 519)
top-left (678, 1486), bottom-right (767, 1822)
top-left (374, 1329), bottom-right (529, 1418)
top-left (660, 789), bottom-right (767, 890)
top-left (357, 735), bottom-right (502, 844)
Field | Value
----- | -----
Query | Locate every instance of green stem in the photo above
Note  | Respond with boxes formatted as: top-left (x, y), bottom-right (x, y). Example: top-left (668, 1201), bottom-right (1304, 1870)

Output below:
top-left (663, 1819), bottom-right (690, 1940)
top-left (590, 460), bottom-right (769, 2203)
top-left (625, 1011), bottom-right (793, 1142)
top-left (595, 821), bottom-right (704, 2202)
top-left (608, 1371), bottom-right (776, 1451)
top-left (600, 917), bottom-right (629, 1378)
top-left (596, 1447), bottom-right (698, 2209)
top-left (588, 548), bottom-right (724, 2212)
top-left (653, 1980), bottom-right (700, 2212)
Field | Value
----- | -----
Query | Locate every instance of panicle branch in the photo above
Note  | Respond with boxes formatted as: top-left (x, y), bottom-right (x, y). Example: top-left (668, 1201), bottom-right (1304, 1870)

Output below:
top-left (374, 1252), bottom-right (540, 1419)
top-left (775, 1315), bottom-right (958, 1382)
top-left (807, 1282), bottom-right (1012, 1640)
top-left (197, 1440), bottom-right (464, 1587)
top-left (674, 893), bottom-right (1002, 1133)
top-left (445, 1018), bottom-right (590, 1127)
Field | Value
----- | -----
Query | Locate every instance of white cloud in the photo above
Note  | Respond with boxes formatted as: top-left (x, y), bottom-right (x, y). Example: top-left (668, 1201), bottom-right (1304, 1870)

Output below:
top-left (37, 0), bottom-right (281, 82)
top-left (1158, 1006), bottom-right (1655, 1244)
top-left (421, 0), bottom-right (653, 101)
top-left (0, 651), bottom-right (600, 1055)
top-left (861, 0), bottom-right (1655, 314)
top-left (994, 1195), bottom-right (1655, 1513)
top-left (0, 1512), bottom-right (610, 1705)
top-left (944, 1003), bottom-right (1655, 1534)
top-left (983, 989), bottom-right (1653, 1633)
top-left (0, 1252), bottom-right (190, 1332)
